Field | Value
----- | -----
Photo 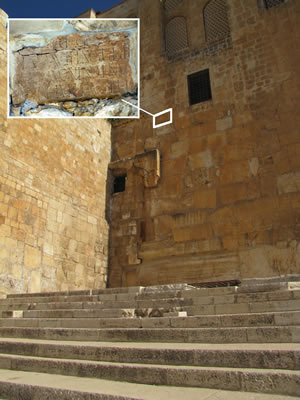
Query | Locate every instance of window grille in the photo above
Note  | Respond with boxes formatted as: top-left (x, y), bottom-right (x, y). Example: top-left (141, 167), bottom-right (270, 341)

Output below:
top-left (164, 0), bottom-right (183, 12)
top-left (113, 175), bottom-right (126, 193)
top-left (188, 69), bottom-right (212, 105)
top-left (264, 0), bottom-right (285, 8)
top-left (203, 0), bottom-right (230, 42)
top-left (165, 17), bottom-right (188, 57)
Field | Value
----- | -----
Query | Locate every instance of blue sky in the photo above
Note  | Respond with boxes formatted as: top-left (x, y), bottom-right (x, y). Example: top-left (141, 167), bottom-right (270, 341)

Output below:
top-left (1, 0), bottom-right (122, 18)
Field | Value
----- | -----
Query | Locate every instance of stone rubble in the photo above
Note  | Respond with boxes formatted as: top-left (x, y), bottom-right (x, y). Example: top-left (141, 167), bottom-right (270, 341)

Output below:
top-left (11, 95), bottom-right (138, 118)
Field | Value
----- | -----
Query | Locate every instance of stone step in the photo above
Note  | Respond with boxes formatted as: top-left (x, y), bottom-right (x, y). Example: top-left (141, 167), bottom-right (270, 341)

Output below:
top-left (0, 311), bottom-right (299, 329)
top-left (139, 286), bottom-right (238, 299)
top-left (0, 369), bottom-right (296, 400)
top-left (23, 307), bottom-right (184, 319)
top-left (6, 286), bottom-right (144, 298)
top-left (0, 353), bottom-right (299, 396)
top-left (22, 309), bottom-right (137, 319)
top-left (4, 284), bottom-right (192, 301)
top-left (1, 288), bottom-right (299, 311)
top-left (186, 298), bottom-right (300, 316)
top-left (0, 294), bottom-right (138, 304)
top-left (4, 280), bottom-right (299, 303)
top-left (1, 307), bottom-right (183, 320)
top-left (3, 282), bottom-right (299, 308)
top-left (0, 295), bottom-right (191, 307)
top-left (0, 339), bottom-right (299, 370)
top-left (238, 282), bottom-right (300, 293)
top-left (185, 289), bottom-right (300, 304)
top-left (0, 326), bottom-right (298, 343)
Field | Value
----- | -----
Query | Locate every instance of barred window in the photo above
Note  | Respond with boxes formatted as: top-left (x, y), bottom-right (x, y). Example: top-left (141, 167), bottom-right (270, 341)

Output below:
top-left (264, 0), bottom-right (285, 8)
top-left (165, 17), bottom-right (188, 57)
top-left (203, 0), bottom-right (230, 42)
top-left (164, 0), bottom-right (183, 12)
top-left (188, 69), bottom-right (212, 105)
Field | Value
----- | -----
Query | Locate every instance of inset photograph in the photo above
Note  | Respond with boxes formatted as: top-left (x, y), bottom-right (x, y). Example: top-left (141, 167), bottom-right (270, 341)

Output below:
top-left (8, 18), bottom-right (139, 118)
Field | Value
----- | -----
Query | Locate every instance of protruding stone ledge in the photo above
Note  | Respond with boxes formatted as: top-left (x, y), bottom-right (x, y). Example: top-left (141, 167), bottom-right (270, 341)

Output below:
top-left (109, 149), bottom-right (161, 188)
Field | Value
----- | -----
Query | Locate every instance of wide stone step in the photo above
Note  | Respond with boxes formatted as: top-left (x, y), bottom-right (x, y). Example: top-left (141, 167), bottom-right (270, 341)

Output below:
top-left (5, 286), bottom-right (143, 298)
top-left (0, 326), bottom-right (298, 343)
top-left (0, 353), bottom-right (299, 396)
top-left (0, 294), bottom-right (137, 304)
top-left (186, 298), bottom-right (300, 316)
top-left (0, 308), bottom-right (182, 321)
top-left (184, 289), bottom-right (300, 304)
top-left (4, 280), bottom-right (299, 300)
top-left (0, 311), bottom-right (299, 329)
top-left (0, 296), bottom-right (192, 310)
top-left (1, 289), bottom-right (299, 313)
top-left (23, 309), bottom-right (136, 319)
top-left (0, 339), bottom-right (299, 370)
top-left (1, 369), bottom-right (296, 400)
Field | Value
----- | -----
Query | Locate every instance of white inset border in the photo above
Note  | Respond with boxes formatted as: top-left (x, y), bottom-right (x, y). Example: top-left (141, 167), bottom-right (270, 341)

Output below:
top-left (7, 17), bottom-right (140, 120)
top-left (153, 108), bottom-right (173, 129)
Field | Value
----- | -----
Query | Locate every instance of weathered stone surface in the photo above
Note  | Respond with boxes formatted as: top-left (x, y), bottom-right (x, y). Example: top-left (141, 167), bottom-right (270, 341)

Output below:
top-left (24, 246), bottom-right (41, 270)
top-left (69, 20), bottom-right (137, 32)
top-left (107, 0), bottom-right (300, 288)
top-left (9, 20), bottom-right (66, 35)
top-left (0, 10), bottom-right (111, 295)
top-left (11, 31), bottom-right (137, 106)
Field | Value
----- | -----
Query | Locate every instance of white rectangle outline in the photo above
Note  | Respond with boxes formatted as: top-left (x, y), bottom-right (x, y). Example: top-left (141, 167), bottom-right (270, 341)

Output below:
top-left (7, 18), bottom-right (140, 120)
top-left (153, 108), bottom-right (173, 129)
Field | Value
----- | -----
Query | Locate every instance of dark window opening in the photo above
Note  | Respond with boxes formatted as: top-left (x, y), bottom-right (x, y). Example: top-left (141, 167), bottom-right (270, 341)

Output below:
top-left (264, 0), bottom-right (285, 9)
top-left (113, 175), bottom-right (126, 193)
top-left (188, 69), bottom-right (212, 105)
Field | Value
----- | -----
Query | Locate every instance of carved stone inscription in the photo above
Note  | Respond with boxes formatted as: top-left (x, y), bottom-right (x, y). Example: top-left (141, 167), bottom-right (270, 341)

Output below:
top-left (12, 32), bottom-right (136, 105)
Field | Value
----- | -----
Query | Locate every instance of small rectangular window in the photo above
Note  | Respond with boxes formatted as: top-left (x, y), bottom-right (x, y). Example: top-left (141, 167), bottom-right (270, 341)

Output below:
top-left (113, 175), bottom-right (126, 193)
top-left (188, 69), bottom-right (212, 105)
top-left (264, 0), bottom-right (285, 8)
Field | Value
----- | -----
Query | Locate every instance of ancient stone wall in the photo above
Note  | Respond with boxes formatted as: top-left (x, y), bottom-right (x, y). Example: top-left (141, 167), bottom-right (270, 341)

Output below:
top-left (0, 9), bottom-right (112, 295)
top-left (104, 0), bottom-right (300, 287)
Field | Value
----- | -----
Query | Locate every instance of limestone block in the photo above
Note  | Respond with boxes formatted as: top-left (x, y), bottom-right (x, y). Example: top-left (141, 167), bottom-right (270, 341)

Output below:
top-left (9, 20), bottom-right (66, 35)
top-left (240, 245), bottom-right (300, 279)
top-left (4, 237), bottom-right (17, 249)
top-left (24, 245), bottom-right (41, 269)
top-left (69, 20), bottom-right (137, 32)
top-left (189, 150), bottom-right (213, 170)
top-left (42, 255), bottom-right (55, 266)
top-left (0, 248), bottom-right (9, 259)
top-left (43, 243), bottom-right (54, 256)
top-left (28, 270), bottom-right (41, 293)
top-left (170, 140), bottom-right (189, 159)
top-left (216, 116), bottom-right (233, 131)
top-left (88, 216), bottom-right (97, 225)
top-left (75, 263), bottom-right (85, 277)
top-left (277, 172), bottom-right (300, 194)
top-left (12, 310), bottom-right (23, 318)
top-left (194, 188), bottom-right (216, 209)
top-left (11, 31), bottom-right (137, 106)
top-left (248, 157), bottom-right (259, 177)
top-left (173, 224), bottom-right (213, 242)
top-left (68, 239), bottom-right (77, 253)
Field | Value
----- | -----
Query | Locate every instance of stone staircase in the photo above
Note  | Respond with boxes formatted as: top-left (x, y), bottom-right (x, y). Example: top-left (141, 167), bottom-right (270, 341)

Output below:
top-left (0, 279), bottom-right (299, 399)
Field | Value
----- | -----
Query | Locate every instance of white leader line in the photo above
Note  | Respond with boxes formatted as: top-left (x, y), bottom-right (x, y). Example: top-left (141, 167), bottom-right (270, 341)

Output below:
top-left (122, 99), bottom-right (154, 116)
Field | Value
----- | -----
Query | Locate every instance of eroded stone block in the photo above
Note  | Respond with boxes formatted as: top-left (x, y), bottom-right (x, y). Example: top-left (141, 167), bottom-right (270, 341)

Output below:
top-left (11, 31), bottom-right (136, 106)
